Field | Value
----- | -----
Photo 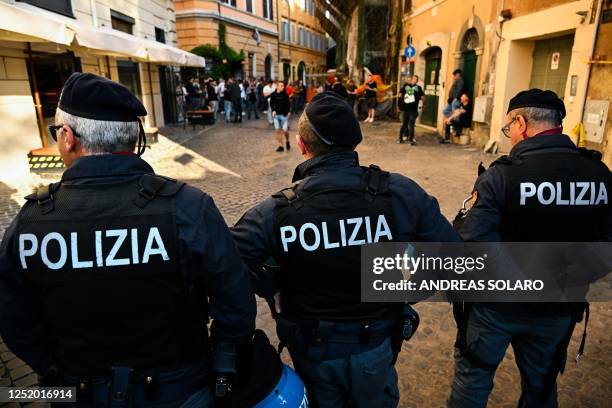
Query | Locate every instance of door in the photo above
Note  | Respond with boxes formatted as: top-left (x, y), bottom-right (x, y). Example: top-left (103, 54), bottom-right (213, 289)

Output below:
top-left (159, 66), bottom-right (179, 124)
top-left (421, 47), bottom-right (441, 127)
top-left (462, 50), bottom-right (477, 102)
top-left (26, 52), bottom-right (78, 147)
top-left (529, 35), bottom-right (574, 98)
top-left (117, 60), bottom-right (142, 100)
top-left (265, 55), bottom-right (272, 81)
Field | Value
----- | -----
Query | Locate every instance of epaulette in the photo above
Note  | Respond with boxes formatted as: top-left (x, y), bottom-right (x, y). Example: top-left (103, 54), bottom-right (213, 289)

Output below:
top-left (577, 147), bottom-right (602, 161)
top-left (133, 174), bottom-right (185, 208)
top-left (489, 155), bottom-right (514, 167)
top-left (24, 182), bottom-right (62, 215)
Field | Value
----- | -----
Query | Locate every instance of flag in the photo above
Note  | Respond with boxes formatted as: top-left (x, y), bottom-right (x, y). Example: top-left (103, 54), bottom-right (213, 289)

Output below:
top-left (252, 28), bottom-right (261, 46)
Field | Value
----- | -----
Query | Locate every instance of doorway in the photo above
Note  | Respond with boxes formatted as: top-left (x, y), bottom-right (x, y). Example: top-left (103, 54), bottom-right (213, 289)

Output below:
top-left (529, 34), bottom-right (574, 98)
top-left (460, 28), bottom-right (479, 102)
top-left (26, 51), bottom-right (79, 148)
top-left (265, 54), bottom-right (272, 81)
top-left (421, 47), bottom-right (441, 127)
top-left (117, 60), bottom-right (142, 100)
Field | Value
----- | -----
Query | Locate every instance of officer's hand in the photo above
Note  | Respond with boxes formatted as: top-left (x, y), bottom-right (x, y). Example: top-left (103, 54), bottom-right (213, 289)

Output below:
top-left (273, 292), bottom-right (282, 314)
top-left (272, 111), bottom-right (276, 117)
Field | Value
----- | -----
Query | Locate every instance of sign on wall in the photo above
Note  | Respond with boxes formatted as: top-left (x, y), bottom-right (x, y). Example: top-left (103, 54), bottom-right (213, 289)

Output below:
top-left (550, 52), bottom-right (560, 70)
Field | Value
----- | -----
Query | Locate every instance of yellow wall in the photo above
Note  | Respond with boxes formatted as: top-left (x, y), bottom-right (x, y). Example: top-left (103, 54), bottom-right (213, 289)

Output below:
top-left (401, 0), bottom-right (498, 136)
top-left (490, 0), bottom-right (597, 152)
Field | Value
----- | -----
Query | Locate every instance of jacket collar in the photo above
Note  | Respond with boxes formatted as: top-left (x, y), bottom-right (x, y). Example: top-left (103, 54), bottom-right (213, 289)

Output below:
top-left (61, 155), bottom-right (154, 182)
top-left (292, 150), bottom-right (359, 182)
top-left (509, 133), bottom-right (576, 157)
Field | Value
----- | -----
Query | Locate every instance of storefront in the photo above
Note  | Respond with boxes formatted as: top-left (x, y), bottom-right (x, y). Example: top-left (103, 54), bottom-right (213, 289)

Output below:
top-left (0, 1), bottom-right (204, 177)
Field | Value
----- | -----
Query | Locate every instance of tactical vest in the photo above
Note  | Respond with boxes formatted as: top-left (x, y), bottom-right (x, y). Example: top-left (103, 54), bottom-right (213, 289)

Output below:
top-left (14, 175), bottom-right (208, 376)
top-left (493, 147), bottom-right (611, 242)
top-left (272, 165), bottom-right (398, 322)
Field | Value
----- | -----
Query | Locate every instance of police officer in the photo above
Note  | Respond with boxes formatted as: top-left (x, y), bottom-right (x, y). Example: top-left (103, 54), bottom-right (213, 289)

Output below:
top-left (231, 91), bottom-right (459, 407)
top-left (449, 89), bottom-right (611, 407)
top-left (0, 73), bottom-right (256, 407)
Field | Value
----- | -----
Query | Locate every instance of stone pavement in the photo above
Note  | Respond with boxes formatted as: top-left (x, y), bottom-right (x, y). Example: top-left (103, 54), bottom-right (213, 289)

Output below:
top-left (0, 116), bottom-right (610, 407)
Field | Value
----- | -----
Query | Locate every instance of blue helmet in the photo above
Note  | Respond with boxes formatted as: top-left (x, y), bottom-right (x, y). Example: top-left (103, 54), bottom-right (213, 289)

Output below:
top-left (225, 330), bottom-right (308, 407)
top-left (254, 364), bottom-right (308, 408)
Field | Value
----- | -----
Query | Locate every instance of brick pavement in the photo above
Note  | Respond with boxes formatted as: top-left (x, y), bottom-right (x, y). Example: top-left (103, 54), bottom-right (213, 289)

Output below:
top-left (0, 117), bottom-right (610, 407)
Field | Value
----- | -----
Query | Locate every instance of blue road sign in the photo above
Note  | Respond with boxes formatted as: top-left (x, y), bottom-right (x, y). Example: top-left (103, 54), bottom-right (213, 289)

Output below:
top-left (404, 45), bottom-right (416, 58)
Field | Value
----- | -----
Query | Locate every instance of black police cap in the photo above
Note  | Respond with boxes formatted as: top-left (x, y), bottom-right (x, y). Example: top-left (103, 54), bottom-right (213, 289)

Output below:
top-left (507, 88), bottom-right (566, 119)
top-left (59, 72), bottom-right (147, 121)
top-left (304, 91), bottom-right (362, 146)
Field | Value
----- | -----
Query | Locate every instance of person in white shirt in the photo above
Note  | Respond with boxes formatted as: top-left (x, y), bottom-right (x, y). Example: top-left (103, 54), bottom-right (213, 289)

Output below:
top-left (263, 80), bottom-right (277, 125)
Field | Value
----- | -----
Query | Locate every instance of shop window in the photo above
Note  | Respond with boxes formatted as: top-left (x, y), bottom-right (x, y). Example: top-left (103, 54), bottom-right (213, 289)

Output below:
top-left (117, 60), bottom-right (142, 101)
top-left (17, 0), bottom-right (74, 18)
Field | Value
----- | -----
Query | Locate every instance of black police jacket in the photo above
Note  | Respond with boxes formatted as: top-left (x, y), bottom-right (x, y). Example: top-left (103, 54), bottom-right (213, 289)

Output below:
top-left (455, 134), bottom-right (611, 315)
top-left (0, 155), bottom-right (256, 375)
top-left (231, 150), bottom-right (460, 319)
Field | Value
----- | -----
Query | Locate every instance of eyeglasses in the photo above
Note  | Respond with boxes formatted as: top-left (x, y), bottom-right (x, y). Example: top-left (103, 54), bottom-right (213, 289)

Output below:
top-left (48, 124), bottom-right (79, 142)
top-left (501, 117), bottom-right (518, 138)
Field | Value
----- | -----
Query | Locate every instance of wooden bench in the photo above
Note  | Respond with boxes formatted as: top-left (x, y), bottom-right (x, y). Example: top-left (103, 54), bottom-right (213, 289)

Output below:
top-left (185, 109), bottom-right (215, 130)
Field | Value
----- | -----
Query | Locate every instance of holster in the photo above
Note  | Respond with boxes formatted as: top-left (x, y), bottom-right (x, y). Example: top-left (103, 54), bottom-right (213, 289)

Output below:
top-left (390, 304), bottom-right (420, 365)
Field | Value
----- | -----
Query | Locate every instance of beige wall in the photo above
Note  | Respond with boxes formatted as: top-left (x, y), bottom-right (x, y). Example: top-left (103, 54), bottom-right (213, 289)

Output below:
top-left (0, 41), bottom-right (40, 180)
top-left (490, 0), bottom-right (598, 152)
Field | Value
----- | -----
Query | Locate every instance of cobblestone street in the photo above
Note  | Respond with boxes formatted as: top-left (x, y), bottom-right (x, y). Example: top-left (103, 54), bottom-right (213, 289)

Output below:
top-left (1, 116), bottom-right (610, 407)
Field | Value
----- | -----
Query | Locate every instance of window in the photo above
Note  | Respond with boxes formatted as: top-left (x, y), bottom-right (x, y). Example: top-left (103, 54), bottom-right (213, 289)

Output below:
top-left (246, 0), bottom-right (253, 13)
top-left (155, 27), bottom-right (165, 43)
top-left (282, 20), bottom-right (289, 43)
top-left (310, 0), bottom-right (316, 16)
top-left (220, 0), bottom-right (237, 6)
top-left (403, 0), bottom-right (413, 14)
top-left (111, 10), bottom-right (135, 34)
top-left (304, 0), bottom-right (309, 14)
top-left (299, 27), bottom-right (304, 46)
top-left (291, 23), bottom-right (296, 44)
top-left (262, 0), bottom-right (273, 20)
top-left (17, 0), bottom-right (74, 18)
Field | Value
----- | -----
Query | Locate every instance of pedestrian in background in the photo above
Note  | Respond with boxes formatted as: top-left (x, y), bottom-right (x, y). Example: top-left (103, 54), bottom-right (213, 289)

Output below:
top-left (263, 79), bottom-right (276, 126)
top-left (331, 76), bottom-right (348, 98)
top-left (443, 69), bottom-right (467, 119)
top-left (206, 78), bottom-right (218, 121)
top-left (223, 78), bottom-right (234, 123)
top-left (246, 78), bottom-right (259, 120)
top-left (364, 74), bottom-right (378, 123)
top-left (398, 75), bottom-right (424, 145)
top-left (270, 81), bottom-right (291, 152)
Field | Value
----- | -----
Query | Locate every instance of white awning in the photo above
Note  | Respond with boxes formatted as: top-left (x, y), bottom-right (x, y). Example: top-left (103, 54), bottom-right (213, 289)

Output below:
top-left (2, 2), bottom-right (204, 66)
top-left (0, 1), bottom-right (73, 44)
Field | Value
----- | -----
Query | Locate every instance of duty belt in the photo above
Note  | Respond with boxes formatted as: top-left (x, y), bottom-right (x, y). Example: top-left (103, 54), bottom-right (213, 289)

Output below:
top-left (277, 317), bottom-right (394, 353)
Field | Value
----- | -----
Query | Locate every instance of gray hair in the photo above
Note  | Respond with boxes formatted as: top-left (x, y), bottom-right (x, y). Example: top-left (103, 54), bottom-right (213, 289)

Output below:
top-left (511, 107), bottom-right (562, 127)
top-left (56, 108), bottom-right (139, 154)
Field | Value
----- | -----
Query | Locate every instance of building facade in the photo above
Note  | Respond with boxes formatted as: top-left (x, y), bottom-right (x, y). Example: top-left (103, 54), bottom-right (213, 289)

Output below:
top-left (399, 0), bottom-right (611, 168)
top-left (277, 0), bottom-right (327, 84)
top-left (0, 0), bottom-right (202, 179)
top-left (175, 0), bottom-right (280, 79)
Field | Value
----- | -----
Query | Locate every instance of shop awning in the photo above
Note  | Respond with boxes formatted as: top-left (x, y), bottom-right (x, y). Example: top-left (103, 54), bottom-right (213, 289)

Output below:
top-left (0, 1), bottom-right (74, 44)
top-left (2, 2), bottom-right (204, 66)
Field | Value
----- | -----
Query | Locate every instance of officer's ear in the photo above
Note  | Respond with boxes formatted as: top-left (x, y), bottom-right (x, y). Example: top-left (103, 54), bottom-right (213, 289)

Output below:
top-left (296, 134), bottom-right (308, 156)
top-left (61, 124), bottom-right (79, 152)
top-left (516, 115), bottom-right (528, 134)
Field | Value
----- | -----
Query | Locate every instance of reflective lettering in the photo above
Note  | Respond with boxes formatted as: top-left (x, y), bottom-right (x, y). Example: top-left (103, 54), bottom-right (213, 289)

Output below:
top-left (142, 227), bottom-right (169, 263)
top-left (555, 182), bottom-right (569, 205)
top-left (347, 218), bottom-right (365, 245)
top-left (575, 182), bottom-right (589, 205)
top-left (299, 223), bottom-right (321, 252)
top-left (537, 182), bottom-right (555, 205)
top-left (520, 183), bottom-right (536, 205)
top-left (131, 228), bottom-right (139, 264)
top-left (71, 232), bottom-right (93, 268)
top-left (280, 226), bottom-right (297, 252)
top-left (105, 229), bottom-right (130, 266)
top-left (19, 234), bottom-right (38, 269)
top-left (321, 222), bottom-right (339, 249)
top-left (95, 230), bottom-right (103, 267)
top-left (595, 182), bottom-right (608, 205)
top-left (41, 232), bottom-right (67, 270)
top-left (374, 215), bottom-right (393, 241)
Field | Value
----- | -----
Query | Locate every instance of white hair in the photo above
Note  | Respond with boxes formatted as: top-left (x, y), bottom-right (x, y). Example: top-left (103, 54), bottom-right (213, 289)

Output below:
top-left (56, 108), bottom-right (139, 154)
